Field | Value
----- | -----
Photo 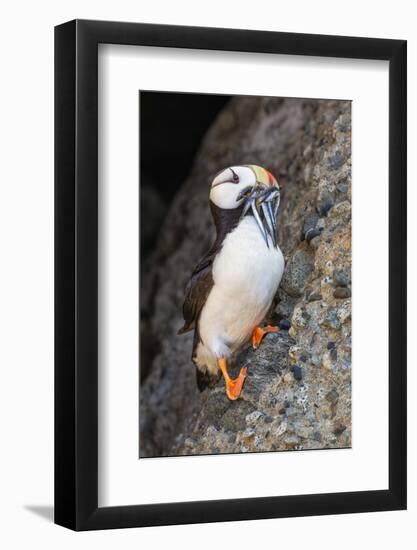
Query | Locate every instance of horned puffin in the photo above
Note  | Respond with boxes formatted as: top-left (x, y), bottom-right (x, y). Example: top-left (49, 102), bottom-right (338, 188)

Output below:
top-left (179, 165), bottom-right (285, 400)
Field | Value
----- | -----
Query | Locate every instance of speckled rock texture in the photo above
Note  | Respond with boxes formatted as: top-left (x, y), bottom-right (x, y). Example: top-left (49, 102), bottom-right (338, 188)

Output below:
top-left (140, 97), bottom-right (351, 457)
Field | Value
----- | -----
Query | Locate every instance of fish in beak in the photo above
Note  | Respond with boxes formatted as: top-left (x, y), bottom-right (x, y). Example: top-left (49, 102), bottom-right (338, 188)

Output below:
top-left (236, 165), bottom-right (281, 247)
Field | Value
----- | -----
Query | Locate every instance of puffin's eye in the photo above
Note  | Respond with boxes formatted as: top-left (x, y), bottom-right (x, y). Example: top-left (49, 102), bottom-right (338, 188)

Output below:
top-left (230, 168), bottom-right (239, 183)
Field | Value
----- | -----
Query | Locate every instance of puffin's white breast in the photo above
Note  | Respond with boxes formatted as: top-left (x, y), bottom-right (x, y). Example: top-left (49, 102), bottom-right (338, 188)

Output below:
top-left (197, 216), bottom-right (285, 365)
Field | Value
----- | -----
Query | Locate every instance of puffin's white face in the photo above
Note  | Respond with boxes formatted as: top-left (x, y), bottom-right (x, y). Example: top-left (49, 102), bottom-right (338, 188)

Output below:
top-left (209, 164), bottom-right (281, 247)
top-left (209, 166), bottom-right (256, 209)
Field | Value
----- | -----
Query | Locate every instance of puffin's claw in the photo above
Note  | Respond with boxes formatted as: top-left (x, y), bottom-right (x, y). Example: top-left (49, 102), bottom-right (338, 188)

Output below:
top-left (252, 324), bottom-right (279, 349)
top-left (218, 358), bottom-right (247, 401)
top-left (225, 368), bottom-right (247, 400)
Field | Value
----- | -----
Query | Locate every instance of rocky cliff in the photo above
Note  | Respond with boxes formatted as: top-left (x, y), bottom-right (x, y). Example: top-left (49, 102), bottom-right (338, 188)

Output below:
top-left (140, 96), bottom-right (351, 457)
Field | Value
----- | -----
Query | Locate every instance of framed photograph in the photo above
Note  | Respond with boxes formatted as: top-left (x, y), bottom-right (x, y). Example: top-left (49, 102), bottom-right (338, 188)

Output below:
top-left (55, 19), bottom-right (406, 530)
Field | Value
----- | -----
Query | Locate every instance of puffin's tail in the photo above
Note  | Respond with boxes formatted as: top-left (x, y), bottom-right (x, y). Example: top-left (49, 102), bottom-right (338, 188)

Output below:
top-left (195, 368), bottom-right (220, 392)
top-left (177, 324), bottom-right (189, 335)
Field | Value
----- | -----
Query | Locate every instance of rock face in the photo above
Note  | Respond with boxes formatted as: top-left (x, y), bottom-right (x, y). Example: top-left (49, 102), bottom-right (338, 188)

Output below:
top-left (140, 97), bottom-right (351, 457)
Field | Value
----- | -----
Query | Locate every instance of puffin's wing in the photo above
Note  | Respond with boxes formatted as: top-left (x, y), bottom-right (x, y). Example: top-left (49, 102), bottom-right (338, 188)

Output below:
top-left (178, 253), bottom-right (215, 335)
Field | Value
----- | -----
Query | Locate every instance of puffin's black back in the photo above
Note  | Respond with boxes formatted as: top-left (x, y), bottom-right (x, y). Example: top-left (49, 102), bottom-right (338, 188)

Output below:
top-left (178, 201), bottom-right (244, 391)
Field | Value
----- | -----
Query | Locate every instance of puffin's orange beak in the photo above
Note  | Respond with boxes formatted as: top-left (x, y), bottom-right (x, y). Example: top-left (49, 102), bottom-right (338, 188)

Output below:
top-left (246, 164), bottom-right (278, 187)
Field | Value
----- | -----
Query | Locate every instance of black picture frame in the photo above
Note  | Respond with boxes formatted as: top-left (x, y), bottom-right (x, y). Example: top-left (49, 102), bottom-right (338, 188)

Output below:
top-left (55, 19), bottom-right (407, 531)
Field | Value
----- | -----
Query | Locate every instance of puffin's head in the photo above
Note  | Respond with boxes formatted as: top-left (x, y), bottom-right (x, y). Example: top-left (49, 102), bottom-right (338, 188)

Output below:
top-left (209, 164), bottom-right (281, 247)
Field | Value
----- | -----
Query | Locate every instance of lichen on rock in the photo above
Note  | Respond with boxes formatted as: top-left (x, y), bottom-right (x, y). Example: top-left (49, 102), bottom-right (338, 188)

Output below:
top-left (140, 97), bottom-right (351, 457)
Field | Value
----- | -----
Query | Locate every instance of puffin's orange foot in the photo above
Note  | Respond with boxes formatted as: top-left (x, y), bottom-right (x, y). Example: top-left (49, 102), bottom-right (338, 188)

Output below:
top-left (225, 367), bottom-right (248, 401)
top-left (252, 324), bottom-right (279, 350)
top-left (217, 358), bottom-right (247, 401)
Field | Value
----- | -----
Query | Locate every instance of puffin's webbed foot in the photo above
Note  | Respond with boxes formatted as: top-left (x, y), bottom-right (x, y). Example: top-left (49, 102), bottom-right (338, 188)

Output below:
top-left (217, 358), bottom-right (247, 401)
top-left (251, 324), bottom-right (279, 350)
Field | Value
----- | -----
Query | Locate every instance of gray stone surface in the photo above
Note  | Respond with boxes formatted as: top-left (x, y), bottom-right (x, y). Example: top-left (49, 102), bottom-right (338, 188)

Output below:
top-left (140, 97), bottom-right (351, 457)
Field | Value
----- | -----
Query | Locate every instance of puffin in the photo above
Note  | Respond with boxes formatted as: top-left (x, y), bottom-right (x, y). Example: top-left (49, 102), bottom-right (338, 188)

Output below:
top-left (178, 165), bottom-right (285, 400)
